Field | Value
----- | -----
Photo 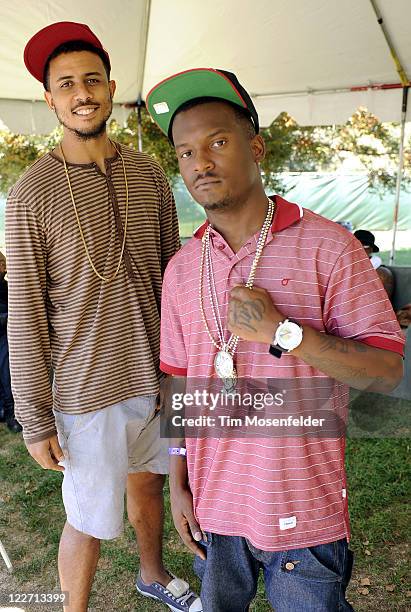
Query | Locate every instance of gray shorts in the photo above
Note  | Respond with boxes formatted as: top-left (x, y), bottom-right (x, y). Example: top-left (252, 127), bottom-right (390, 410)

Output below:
top-left (54, 395), bottom-right (168, 540)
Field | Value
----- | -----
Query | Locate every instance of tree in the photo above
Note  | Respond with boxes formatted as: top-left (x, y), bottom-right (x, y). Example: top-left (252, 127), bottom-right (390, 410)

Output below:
top-left (0, 128), bottom-right (62, 195)
top-left (108, 109), bottom-right (179, 183)
top-left (331, 108), bottom-right (410, 193)
top-left (260, 108), bottom-right (411, 194)
top-left (259, 112), bottom-right (332, 192)
top-left (0, 106), bottom-right (409, 196)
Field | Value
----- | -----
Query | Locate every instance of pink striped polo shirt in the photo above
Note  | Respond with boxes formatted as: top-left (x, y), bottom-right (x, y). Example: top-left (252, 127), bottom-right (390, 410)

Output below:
top-left (160, 195), bottom-right (404, 551)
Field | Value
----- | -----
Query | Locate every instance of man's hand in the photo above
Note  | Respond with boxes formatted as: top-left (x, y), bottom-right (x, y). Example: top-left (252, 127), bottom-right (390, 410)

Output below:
top-left (396, 303), bottom-right (411, 328)
top-left (26, 435), bottom-right (65, 472)
top-left (170, 486), bottom-right (206, 560)
top-left (228, 285), bottom-right (283, 344)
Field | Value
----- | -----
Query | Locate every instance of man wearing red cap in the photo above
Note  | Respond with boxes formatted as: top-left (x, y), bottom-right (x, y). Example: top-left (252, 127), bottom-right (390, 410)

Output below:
top-left (6, 22), bottom-right (201, 612)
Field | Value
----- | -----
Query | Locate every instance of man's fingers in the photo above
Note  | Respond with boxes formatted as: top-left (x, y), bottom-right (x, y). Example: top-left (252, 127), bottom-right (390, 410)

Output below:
top-left (26, 436), bottom-right (65, 472)
top-left (41, 456), bottom-right (64, 472)
top-left (171, 488), bottom-right (206, 559)
top-left (188, 519), bottom-right (202, 542)
top-left (231, 285), bottom-right (266, 298)
top-left (49, 436), bottom-right (64, 462)
top-left (173, 503), bottom-right (206, 559)
top-left (179, 523), bottom-right (206, 560)
top-left (37, 449), bottom-right (64, 472)
top-left (230, 285), bottom-right (250, 300)
top-left (30, 453), bottom-right (64, 472)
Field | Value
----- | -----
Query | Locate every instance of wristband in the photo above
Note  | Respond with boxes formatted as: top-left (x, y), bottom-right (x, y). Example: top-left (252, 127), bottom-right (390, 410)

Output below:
top-left (168, 447), bottom-right (187, 457)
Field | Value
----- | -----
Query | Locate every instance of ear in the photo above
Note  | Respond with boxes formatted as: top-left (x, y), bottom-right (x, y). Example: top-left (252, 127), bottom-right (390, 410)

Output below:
top-left (251, 134), bottom-right (265, 163)
top-left (109, 80), bottom-right (116, 99)
top-left (44, 90), bottom-right (55, 111)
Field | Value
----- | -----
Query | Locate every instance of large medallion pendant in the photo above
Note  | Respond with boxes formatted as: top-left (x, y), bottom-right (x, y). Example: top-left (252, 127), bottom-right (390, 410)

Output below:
top-left (222, 369), bottom-right (237, 394)
top-left (214, 350), bottom-right (234, 378)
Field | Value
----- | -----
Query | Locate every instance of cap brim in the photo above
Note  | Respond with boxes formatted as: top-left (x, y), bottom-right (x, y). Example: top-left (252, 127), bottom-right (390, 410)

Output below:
top-left (24, 21), bottom-right (110, 83)
top-left (146, 68), bottom-right (250, 138)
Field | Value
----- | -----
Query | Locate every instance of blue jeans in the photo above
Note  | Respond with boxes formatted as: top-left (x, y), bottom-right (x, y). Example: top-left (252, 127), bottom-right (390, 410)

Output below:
top-left (194, 534), bottom-right (354, 611)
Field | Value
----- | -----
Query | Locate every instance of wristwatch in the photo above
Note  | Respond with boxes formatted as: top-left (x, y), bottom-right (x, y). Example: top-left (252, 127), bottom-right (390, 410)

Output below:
top-left (269, 318), bottom-right (303, 358)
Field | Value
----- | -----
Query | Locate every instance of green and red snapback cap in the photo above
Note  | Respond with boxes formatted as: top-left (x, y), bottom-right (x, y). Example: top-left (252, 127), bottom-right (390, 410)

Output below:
top-left (24, 21), bottom-right (110, 83)
top-left (146, 68), bottom-right (259, 142)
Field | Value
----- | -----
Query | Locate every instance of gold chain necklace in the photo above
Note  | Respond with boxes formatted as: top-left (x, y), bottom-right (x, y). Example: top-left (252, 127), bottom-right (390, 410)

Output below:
top-left (59, 140), bottom-right (129, 282)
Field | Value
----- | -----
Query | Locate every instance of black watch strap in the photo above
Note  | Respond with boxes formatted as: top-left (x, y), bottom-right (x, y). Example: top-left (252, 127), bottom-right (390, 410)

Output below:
top-left (269, 344), bottom-right (282, 358)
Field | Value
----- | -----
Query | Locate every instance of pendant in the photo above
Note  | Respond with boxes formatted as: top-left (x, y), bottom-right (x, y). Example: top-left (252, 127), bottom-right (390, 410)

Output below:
top-left (222, 369), bottom-right (237, 394)
top-left (214, 350), bottom-right (235, 378)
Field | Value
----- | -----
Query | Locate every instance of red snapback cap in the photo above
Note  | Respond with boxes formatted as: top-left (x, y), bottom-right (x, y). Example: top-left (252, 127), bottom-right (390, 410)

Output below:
top-left (24, 21), bottom-right (110, 83)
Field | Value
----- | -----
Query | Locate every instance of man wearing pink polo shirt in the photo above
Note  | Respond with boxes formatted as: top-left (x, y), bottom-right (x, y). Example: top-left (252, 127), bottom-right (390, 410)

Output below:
top-left (147, 69), bottom-right (404, 611)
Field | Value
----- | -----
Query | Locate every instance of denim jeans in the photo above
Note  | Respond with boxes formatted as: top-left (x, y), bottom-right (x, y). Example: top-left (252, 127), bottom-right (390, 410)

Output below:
top-left (194, 533), bottom-right (354, 611)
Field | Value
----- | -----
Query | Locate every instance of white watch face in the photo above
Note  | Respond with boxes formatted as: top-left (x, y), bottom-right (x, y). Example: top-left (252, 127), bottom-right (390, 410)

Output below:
top-left (275, 321), bottom-right (303, 351)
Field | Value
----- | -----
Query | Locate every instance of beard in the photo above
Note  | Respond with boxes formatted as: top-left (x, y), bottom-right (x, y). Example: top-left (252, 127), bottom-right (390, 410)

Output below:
top-left (202, 194), bottom-right (240, 212)
top-left (56, 95), bottom-right (113, 141)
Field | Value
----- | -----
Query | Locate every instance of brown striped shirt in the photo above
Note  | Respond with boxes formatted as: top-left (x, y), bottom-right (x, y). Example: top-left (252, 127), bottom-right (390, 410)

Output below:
top-left (6, 144), bottom-right (180, 443)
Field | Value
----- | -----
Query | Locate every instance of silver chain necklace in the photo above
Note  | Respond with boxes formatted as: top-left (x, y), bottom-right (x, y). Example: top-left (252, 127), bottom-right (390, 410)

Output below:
top-left (199, 198), bottom-right (275, 391)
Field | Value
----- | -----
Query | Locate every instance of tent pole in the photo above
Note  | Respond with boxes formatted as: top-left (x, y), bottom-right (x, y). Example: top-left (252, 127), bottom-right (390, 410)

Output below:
top-left (369, 0), bottom-right (409, 264)
top-left (135, 0), bottom-right (151, 152)
top-left (389, 87), bottom-right (408, 264)
top-left (137, 98), bottom-right (143, 153)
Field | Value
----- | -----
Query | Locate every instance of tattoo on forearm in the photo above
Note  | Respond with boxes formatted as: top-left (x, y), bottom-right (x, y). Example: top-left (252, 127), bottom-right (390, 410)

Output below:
top-left (319, 335), bottom-right (348, 353)
top-left (319, 334), bottom-right (368, 354)
top-left (300, 352), bottom-right (389, 391)
top-left (230, 298), bottom-right (265, 332)
top-left (302, 352), bottom-right (368, 380)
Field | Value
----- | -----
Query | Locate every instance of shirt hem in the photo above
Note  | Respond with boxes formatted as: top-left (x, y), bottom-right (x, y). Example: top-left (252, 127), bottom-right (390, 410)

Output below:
top-left (160, 361), bottom-right (187, 376)
top-left (23, 427), bottom-right (57, 444)
top-left (197, 524), bottom-right (350, 552)
top-left (20, 385), bottom-right (161, 442)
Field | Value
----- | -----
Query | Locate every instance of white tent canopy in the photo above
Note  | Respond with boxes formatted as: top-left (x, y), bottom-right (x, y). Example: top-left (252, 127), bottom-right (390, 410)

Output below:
top-left (0, 0), bottom-right (410, 134)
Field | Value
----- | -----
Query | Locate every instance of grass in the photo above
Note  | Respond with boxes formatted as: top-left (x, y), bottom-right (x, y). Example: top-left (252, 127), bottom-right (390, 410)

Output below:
top-left (0, 392), bottom-right (410, 611)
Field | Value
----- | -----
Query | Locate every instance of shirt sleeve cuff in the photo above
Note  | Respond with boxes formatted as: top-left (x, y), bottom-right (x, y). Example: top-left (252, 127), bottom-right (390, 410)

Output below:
top-left (160, 360), bottom-right (188, 376)
top-left (23, 427), bottom-right (57, 444)
top-left (359, 336), bottom-right (405, 357)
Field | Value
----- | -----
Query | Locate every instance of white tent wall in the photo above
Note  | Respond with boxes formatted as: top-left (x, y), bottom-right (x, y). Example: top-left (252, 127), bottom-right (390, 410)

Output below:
top-left (0, 99), bottom-right (130, 134)
top-left (0, 0), bottom-right (410, 132)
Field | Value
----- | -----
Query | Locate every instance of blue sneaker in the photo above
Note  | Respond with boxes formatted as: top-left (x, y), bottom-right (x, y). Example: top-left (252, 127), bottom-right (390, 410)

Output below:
top-left (136, 571), bottom-right (202, 612)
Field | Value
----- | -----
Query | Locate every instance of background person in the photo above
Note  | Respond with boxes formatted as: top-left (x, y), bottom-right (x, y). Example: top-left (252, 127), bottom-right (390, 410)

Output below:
top-left (0, 251), bottom-right (21, 433)
top-left (353, 229), bottom-right (394, 299)
top-left (354, 230), bottom-right (411, 403)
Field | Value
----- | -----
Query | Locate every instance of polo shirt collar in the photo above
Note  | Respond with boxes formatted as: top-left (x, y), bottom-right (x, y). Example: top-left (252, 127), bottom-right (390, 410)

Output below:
top-left (193, 195), bottom-right (303, 239)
